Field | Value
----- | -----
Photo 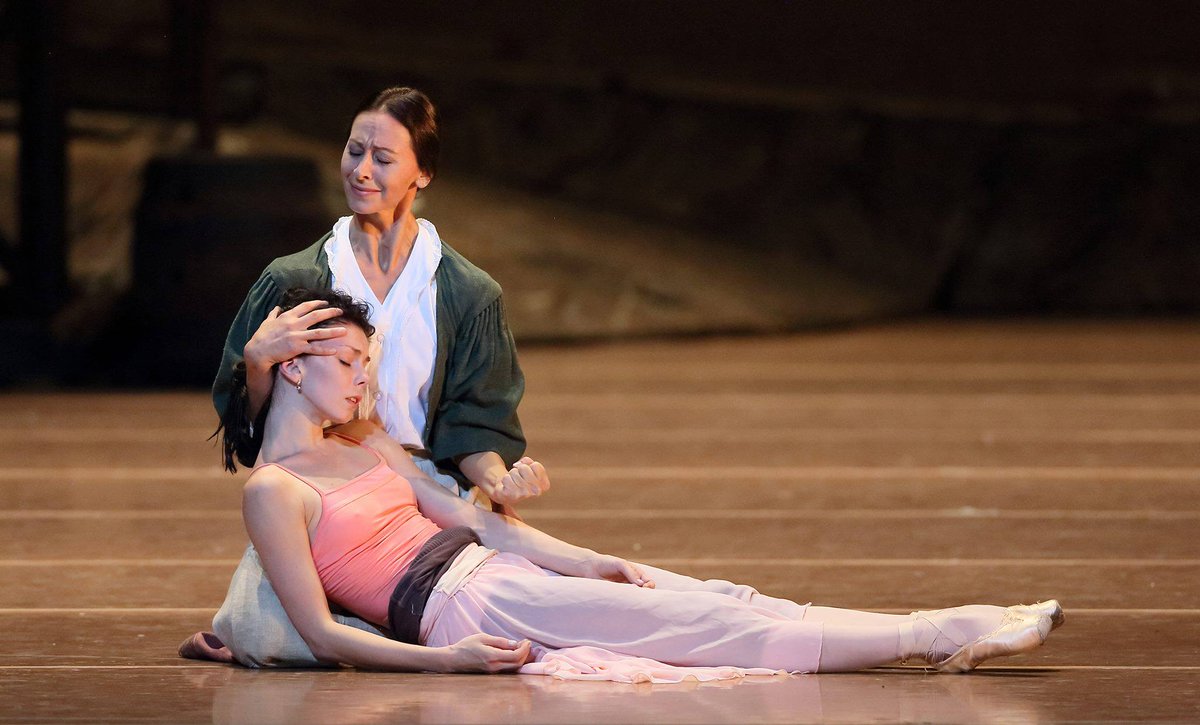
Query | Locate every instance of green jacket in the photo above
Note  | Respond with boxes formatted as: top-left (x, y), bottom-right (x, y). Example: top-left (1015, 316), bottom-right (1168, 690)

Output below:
top-left (212, 232), bottom-right (526, 486)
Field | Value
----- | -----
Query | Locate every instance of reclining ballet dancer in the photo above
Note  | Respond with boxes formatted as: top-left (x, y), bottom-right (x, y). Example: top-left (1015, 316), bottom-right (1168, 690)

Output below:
top-left (230, 287), bottom-right (1064, 682)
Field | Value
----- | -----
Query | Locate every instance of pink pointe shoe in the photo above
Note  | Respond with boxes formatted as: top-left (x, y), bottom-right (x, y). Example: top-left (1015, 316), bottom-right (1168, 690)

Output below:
top-left (936, 599), bottom-right (1062, 673)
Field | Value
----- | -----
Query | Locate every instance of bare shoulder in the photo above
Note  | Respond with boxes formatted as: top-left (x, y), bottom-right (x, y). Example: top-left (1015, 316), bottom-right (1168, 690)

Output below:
top-left (241, 465), bottom-right (313, 545)
top-left (243, 465), bottom-right (302, 504)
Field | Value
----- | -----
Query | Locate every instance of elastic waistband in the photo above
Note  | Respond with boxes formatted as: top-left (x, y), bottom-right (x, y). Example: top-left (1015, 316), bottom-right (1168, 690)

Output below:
top-left (386, 526), bottom-right (480, 644)
top-left (417, 543), bottom-right (498, 645)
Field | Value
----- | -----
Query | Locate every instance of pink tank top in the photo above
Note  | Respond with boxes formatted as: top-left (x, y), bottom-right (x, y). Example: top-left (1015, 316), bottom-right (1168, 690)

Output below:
top-left (261, 443), bottom-right (443, 627)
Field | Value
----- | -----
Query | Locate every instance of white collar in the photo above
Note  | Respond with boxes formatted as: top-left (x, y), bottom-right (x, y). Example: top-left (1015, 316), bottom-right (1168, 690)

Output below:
top-left (325, 217), bottom-right (442, 310)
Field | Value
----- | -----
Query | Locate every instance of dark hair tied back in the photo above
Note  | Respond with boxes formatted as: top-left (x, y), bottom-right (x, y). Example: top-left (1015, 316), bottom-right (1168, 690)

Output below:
top-left (350, 86), bottom-right (440, 183)
top-left (213, 287), bottom-right (374, 472)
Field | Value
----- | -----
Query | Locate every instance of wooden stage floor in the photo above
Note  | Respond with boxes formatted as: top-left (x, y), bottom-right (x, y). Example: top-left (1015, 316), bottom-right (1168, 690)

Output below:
top-left (2, 319), bottom-right (1198, 723)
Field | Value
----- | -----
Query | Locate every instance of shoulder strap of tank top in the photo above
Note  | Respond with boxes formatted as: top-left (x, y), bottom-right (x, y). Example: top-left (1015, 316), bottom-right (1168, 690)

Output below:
top-left (328, 430), bottom-right (388, 468)
top-left (255, 462), bottom-right (328, 498)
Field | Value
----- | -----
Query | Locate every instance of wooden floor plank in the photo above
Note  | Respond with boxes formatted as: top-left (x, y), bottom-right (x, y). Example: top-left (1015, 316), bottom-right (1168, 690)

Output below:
top-left (5, 437), bottom-right (1199, 467)
top-left (3, 476), bottom-right (1199, 512)
top-left (2, 515), bottom-right (1197, 560)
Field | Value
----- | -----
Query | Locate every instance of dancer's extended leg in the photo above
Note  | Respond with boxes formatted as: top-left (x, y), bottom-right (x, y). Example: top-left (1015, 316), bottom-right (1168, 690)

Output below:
top-left (803, 606), bottom-right (911, 627)
top-left (634, 562), bottom-right (809, 619)
top-left (815, 605), bottom-right (1012, 671)
top-left (425, 555), bottom-right (1053, 675)
top-left (816, 623), bottom-right (906, 672)
top-left (815, 604), bottom-right (1019, 670)
top-left (426, 553), bottom-right (826, 672)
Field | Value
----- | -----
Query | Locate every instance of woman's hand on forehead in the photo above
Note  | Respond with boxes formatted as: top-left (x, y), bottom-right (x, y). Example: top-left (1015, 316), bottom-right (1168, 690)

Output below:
top-left (246, 301), bottom-right (349, 368)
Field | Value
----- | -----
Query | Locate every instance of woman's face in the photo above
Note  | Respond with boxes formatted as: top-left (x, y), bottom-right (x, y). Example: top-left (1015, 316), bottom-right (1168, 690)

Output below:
top-left (340, 111), bottom-right (427, 218)
top-left (298, 324), bottom-right (370, 424)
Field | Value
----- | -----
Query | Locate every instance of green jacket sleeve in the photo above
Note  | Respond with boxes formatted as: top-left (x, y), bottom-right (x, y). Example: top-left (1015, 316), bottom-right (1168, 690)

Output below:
top-left (429, 294), bottom-right (527, 474)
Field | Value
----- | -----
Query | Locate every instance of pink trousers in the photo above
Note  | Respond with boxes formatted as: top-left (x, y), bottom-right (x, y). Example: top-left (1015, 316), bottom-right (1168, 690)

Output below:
top-left (421, 552), bottom-right (822, 683)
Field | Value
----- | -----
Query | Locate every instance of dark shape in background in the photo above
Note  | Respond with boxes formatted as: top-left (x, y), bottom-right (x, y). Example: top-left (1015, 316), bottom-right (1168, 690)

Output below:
top-left (1, 0), bottom-right (1198, 386)
top-left (9, 0), bottom-right (67, 319)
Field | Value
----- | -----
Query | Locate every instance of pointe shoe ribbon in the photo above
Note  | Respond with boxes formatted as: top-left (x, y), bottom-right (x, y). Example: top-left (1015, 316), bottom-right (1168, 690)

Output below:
top-left (902, 608), bottom-right (975, 666)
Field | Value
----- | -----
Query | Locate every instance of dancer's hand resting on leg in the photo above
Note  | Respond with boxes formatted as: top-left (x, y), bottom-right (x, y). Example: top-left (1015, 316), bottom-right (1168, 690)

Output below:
top-left (446, 634), bottom-right (532, 673)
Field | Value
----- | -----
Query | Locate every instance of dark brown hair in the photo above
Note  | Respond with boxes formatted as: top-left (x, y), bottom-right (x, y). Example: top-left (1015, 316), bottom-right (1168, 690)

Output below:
top-left (350, 86), bottom-right (440, 182)
top-left (277, 287), bottom-right (375, 339)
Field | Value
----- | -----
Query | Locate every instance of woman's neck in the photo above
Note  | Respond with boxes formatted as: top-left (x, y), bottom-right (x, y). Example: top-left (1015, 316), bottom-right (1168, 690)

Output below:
top-left (260, 392), bottom-right (329, 464)
top-left (350, 212), bottom-right (419, 277)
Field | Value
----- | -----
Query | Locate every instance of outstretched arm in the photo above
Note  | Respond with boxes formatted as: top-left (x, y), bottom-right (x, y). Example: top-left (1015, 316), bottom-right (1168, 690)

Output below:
top-left (242, 468), bottom-right (531, 671)
top-left (334, 422), bottom-right (653, 587)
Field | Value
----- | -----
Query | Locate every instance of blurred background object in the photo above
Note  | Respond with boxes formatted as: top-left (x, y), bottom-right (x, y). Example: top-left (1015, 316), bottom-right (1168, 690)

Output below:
top-left (1, 0), bottom-right (1198, 385)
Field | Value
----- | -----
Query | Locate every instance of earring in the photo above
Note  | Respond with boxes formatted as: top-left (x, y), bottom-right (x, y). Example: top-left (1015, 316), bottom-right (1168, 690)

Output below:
top-left (295, 378), bottom-right (302, 393)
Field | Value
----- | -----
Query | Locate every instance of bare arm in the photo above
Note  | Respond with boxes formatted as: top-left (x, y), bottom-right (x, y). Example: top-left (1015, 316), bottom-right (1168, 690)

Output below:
top-left (336, 423), bottom-right (652, 586)
top-left (242, 468), bottom-right (531, 671)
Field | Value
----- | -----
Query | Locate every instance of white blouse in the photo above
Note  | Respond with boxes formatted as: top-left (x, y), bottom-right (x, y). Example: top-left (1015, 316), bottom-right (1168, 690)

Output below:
top-left (324, 216), bottom-right (440, 449)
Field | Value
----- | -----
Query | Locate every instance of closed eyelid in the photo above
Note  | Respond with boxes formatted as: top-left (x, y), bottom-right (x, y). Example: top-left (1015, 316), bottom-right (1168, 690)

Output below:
top-left (332, 342), bottom-right (367, 360)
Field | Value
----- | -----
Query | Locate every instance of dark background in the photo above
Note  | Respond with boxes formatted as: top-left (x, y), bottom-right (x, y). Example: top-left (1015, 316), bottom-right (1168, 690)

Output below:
top-left (2, 1), bottom-right (1199, 385)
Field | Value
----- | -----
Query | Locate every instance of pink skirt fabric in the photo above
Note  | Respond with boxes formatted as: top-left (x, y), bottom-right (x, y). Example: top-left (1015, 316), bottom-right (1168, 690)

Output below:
top-left (421, 553), bottom-right (822, 684)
